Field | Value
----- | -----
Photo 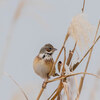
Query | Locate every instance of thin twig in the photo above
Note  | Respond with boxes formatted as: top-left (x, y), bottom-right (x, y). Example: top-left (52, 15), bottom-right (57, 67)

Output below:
top-left (37, 88), bottom-right (44, 100)
top-left (4, 72), bottom-right (29, 100)
top-left (36, 81), bottom-right (47, 100)
top-left (82, 0), bottom-right (85, 12)
top-left (48, 88), bottom-right (57, 100)
top-left (47, 72), bottom-right (100, 83)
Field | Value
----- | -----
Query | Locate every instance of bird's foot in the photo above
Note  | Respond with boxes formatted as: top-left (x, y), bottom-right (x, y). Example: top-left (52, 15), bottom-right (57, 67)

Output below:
top-left (42, 80), bottom-right (47, 88)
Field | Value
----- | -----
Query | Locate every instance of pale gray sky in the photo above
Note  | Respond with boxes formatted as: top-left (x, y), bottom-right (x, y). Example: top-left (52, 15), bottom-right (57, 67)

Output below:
top-left (0, 0), bottom-right (100, 100)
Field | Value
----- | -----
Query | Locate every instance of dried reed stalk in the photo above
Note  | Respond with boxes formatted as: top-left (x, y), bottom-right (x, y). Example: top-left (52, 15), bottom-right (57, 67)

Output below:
top-left (74, 76), bottom-right (79, 98)
top-left (62, 47), bottom-right (66, 74)
top-left (51, 81), bottom-right (63, 100)
top-left (57, 93), bottom-right (61, 100)
top-left (4, 72), bottom-right (28, 100)
top-left (63, 82), bottom-right (70, 100)
top-left (47, 88), bottom-right (57, 100)
top-left (76, 20), bottom-right (100, 99)
top-left (66, 42), bottom-right (77, 66)
top-left (82, 0), bottom-right (85, 12)
top-left (36, 81), bottom-right (47, 100)
top-left (37, 88), bottom-right (44, 100)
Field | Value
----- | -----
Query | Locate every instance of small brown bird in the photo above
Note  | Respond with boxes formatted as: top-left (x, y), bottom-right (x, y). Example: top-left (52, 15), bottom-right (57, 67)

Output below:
top-left (33, 43), bottom-right (57, 80)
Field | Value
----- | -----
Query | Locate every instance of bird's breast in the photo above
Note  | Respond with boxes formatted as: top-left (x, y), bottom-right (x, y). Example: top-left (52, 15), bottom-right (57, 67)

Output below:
top-left (33, 56), bottom-right (54, 79)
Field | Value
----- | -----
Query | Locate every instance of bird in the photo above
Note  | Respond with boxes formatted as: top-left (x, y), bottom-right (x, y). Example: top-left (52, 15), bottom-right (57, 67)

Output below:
top-left (33, 43), bottom-right (57, 81)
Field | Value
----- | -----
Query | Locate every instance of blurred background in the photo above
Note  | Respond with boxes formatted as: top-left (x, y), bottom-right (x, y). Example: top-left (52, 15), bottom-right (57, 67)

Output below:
top-left (0, 0), bottom-right (100, 100)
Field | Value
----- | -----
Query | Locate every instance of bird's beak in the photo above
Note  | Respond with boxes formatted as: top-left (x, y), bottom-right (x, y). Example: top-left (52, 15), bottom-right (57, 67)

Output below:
top-left (53, 48), bottom-right (57, 51)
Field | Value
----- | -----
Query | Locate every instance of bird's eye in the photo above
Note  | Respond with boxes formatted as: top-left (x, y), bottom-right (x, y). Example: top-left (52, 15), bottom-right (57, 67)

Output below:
top-left (46, 48), bottom-right (52, 52)
top-left (49, 48), bottom-right (52, 50)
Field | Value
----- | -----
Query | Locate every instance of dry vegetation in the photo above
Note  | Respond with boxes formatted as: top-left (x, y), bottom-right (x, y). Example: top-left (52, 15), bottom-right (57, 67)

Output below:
top-left (0, 0), bottom-right (100, 100)
top-left (36, 0), bottom-right (100, 100)
top-left (36, 22), bottom-right (100, 100)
